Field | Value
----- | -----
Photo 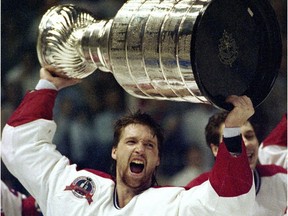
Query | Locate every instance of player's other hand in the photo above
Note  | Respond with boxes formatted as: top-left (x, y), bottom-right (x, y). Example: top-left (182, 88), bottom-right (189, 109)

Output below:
top-left (40, 68), bottom-right (81, 90)
top-left (225, 95), bottom-right (254, 128)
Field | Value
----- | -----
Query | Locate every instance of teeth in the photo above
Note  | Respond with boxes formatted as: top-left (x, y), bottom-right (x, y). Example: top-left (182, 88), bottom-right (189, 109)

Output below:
top-left (247, 153), bottom-right (253, 158)
top-left (132, 160), bottom-right (144, 164)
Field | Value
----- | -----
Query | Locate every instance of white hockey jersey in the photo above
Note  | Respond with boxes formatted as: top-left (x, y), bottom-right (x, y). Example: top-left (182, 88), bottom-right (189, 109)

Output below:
top-left (258, 114), bottom-right (287, 169)
top-left (2, 89), bottom-right (255, 216)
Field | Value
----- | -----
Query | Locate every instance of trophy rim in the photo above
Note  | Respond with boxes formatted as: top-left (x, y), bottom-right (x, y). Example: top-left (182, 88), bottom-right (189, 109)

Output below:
top-left (191, 0), bottom-right (282, 111)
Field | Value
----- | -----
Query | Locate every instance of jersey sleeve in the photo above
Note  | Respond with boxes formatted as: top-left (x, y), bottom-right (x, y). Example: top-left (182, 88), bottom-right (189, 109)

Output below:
top-left (1, 180), bottom-right (23, 216)
top-left (261, 114), bottom-right (287, 148)
top-left (258, 114), bottom-right (287, 169)
top-left (209, 141), bottom-right (253, 196)
top-left (179, 141), bottom-right (255, 215)
top-left (185, 140), bottom-right (253, 196)
top-left (1, 89), bottom-right (71, 214)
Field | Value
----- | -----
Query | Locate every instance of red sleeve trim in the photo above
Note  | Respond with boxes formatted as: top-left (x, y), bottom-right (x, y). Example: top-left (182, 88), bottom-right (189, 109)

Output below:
top-left (256, 164), bottom-right (287, 177)
top-left (184, 172), bottom-right (210, 189)
top-left (209, 141), bottom-right (252, 197)
top-left (7, 89), bottom-right (58, 127)
top-left (262, 114), bottom-right (287, 147)
top-left (85, 169), bottom-right (115, 181)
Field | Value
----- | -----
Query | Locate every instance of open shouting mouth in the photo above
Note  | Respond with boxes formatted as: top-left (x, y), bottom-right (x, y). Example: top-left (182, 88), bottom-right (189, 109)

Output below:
top-left (247, 152), bottom-right (254, 160)
top-left (130, 160), bottom-right (144, 174)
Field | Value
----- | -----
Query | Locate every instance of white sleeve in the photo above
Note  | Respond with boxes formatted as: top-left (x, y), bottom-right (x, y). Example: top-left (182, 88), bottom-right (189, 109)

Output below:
top-left (258, 143), bottom-right (288, 169)
top-left (2, 120), bottom-right (73, 215)
top-left (223, 127), bottom-right (241, 138)
top-left (1, 180), bottom-right (23, 216)
top-left (35, 79), bottom-right (57, 90)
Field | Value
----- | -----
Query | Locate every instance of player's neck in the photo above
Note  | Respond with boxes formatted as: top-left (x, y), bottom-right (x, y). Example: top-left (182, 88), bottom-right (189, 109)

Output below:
top-left (114, 185), bottom-right (138, 208)
top-left (115, 182), bottom-right (149, 208)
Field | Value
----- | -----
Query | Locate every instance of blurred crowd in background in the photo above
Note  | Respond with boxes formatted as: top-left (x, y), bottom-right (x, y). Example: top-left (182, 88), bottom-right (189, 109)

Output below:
top-left (1, 0), bottom-right (287, 194)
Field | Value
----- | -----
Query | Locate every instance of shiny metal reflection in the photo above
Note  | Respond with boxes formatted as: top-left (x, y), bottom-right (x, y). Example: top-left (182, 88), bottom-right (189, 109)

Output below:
top-left (37, 1), bottom-right (209, 104)
top-left (37, 0), bottom-right (281, 108)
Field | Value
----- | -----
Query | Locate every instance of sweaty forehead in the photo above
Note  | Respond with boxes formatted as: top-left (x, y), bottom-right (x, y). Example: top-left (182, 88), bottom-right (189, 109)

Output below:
top-left (121, 124), bottom-right (156, 140)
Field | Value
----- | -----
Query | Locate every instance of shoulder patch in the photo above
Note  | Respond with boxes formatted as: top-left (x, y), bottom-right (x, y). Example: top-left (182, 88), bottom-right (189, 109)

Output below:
top-left (65, 176), bottom-right (96, 205)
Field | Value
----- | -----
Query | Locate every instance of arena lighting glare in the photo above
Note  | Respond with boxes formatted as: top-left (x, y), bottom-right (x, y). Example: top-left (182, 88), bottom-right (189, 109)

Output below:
top-left (37, 0), bottom-right (282, 110)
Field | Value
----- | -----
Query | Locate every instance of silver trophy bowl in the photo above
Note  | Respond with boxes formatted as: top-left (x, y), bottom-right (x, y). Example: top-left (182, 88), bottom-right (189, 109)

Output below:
top-left (37, 0), bottom-right (282, 110)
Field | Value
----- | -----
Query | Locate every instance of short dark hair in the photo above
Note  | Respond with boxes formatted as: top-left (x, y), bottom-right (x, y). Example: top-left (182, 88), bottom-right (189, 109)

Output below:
top-left (112, 110), bottom-right (164, 156)
top-left (205, 111), bottom-right (259, 149)
top-left (205, 111), bottom-right (228, 148)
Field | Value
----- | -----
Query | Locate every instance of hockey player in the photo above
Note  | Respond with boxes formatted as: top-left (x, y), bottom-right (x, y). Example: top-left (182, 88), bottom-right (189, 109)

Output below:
top-left (2, 68), bottom-right (256, 215)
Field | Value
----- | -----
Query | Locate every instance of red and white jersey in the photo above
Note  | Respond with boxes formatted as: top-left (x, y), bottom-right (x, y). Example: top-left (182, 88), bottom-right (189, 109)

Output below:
top-left (1, 180), bottom-right (23, 216)
top-left (1, 180), bottom-right (41, 216)
top-left (2, 89), bottom-right (255, 216)
top-left (186, 164), bottom-right (287, 216)
top-left (254, 165), bottom-right (287, 215)
top-left (258, 114), bottom-right (287, 169)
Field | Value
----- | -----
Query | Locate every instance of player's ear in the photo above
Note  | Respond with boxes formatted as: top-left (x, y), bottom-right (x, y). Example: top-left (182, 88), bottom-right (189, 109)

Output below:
top-left (111, 147), bottom-right (117, 160)
top-left (210, 143), bottom-right (219, 157)
top-left (156, 156), bottom-right (160, 167)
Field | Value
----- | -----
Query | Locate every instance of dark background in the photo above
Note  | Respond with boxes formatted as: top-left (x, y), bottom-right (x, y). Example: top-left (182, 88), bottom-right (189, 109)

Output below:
top-left (1, 0), bottom-right (286, 193)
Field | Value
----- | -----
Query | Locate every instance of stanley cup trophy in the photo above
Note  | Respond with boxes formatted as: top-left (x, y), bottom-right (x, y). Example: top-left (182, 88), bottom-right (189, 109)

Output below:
top-left (37, 0), bottom-right (282, 110)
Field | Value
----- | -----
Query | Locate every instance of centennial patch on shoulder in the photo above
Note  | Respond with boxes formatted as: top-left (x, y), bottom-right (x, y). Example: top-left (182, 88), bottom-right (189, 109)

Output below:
top-left (65, 176), bottom-right (96, 204)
